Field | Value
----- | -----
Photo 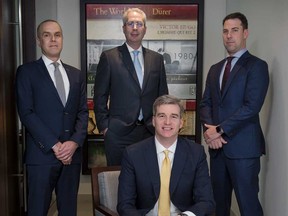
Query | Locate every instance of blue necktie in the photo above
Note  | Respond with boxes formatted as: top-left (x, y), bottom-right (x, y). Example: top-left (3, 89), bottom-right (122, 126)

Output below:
top-left (132, 50), bottom-right (143, 87)
top-left (132, 50), bottom-right (143, 120)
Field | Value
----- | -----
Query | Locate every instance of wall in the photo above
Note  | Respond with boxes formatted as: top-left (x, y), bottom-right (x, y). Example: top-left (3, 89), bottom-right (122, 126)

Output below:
top-left (35, 0), bottom-right (287, 215)
top-left (227, 0), bottom-right (288, 215)
top-left (35, 0), bottom-right (91, 194)
top-left (35, 0), bottom-right (229, 196)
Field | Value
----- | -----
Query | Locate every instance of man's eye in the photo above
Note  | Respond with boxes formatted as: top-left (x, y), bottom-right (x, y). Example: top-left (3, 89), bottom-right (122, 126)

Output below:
top-left (126, 21), bottom-right (143, 28)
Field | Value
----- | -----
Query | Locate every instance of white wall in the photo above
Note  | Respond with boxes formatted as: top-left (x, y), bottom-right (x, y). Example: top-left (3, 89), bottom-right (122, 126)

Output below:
top-left (35, 0), bottom-right (288, 214)
top-left (227, 0), bottom-right (288, 215)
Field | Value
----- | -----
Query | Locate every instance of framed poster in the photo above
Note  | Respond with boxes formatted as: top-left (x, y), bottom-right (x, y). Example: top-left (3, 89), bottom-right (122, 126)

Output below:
top-left (80, 0), bottom-right (204, 174)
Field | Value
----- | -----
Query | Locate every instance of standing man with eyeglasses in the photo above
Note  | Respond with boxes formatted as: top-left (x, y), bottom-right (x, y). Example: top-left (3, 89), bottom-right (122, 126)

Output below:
top-left (94, 8), bottom-right (168, 166)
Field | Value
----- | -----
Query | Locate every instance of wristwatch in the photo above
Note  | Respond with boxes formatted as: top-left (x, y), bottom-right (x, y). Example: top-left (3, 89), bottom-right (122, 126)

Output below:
top-left (216, 125), bottom-right (224, 135)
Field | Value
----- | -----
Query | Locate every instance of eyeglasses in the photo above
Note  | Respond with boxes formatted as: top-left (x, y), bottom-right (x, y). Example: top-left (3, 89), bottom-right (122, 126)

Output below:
top-left (125, 21), bottom-right (144, 28)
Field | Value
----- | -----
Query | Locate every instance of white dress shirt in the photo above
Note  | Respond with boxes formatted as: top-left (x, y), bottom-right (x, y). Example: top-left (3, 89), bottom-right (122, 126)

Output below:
top-left (42, 55), bottom-right (70, 100)
top-left (146, 137), bottom-right (196, 216)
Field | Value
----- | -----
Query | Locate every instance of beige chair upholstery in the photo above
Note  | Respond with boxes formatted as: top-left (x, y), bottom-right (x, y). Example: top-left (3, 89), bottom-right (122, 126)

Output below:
top-left (91, 166), bottom-right (121, 216)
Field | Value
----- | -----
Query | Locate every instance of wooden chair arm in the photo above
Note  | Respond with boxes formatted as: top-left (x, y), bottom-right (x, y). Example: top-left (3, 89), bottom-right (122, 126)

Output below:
top-left (95, 205), bottom-right (118, 216)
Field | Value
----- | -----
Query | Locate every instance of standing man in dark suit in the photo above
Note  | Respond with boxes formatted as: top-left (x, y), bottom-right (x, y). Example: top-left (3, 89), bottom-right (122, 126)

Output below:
top-left (94, 8), bottom-right (168, 166)
top-left (118, 95), bottom-right (215, 216)
top-left (16, 20), bottom-right (88, 216)
top-left (200, 12), bottom-right (269, 216)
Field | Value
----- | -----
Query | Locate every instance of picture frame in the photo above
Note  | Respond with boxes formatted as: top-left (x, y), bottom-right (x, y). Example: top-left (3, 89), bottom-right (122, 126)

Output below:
top-left (80, 0), bottom-right (204, 174)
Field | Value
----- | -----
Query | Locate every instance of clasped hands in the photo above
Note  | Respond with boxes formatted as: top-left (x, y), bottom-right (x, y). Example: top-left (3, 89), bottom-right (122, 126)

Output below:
top-left (52, 141), bottom-right (78, 165)
top-left (204, 124), bottom-right (227, 149)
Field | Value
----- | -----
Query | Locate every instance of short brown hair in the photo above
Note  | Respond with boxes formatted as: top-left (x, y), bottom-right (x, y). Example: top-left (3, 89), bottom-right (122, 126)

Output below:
top-left (153, 95), bottom-right (185, 118)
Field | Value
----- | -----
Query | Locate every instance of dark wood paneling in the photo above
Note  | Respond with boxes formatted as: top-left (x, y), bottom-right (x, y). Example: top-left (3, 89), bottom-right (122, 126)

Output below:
top-left (0, 0), bottom-right (20, 214)
top-left (0, 0), bottom-right (35, 215)
top-left (21, 0), bottom-right (36, 63)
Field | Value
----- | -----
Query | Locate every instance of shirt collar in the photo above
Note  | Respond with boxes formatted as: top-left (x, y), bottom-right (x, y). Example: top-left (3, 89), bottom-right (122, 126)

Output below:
top-left (42, 55), bottom-right (61, 67)
top-left (228, 48), bottom-right (247, 59)
top-left (155, 137), bottom-right (177, 154)
top-left (126, 43), bottom-right (142, 53)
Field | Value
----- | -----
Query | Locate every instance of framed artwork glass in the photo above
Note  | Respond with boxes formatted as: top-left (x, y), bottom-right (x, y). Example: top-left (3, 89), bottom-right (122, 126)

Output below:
top-left (80, 0), bottom-right (204, 174)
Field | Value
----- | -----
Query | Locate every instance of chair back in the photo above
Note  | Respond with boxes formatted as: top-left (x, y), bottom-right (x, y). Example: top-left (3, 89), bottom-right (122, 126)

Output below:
top-left (91, 166), bottom-right (121, 216)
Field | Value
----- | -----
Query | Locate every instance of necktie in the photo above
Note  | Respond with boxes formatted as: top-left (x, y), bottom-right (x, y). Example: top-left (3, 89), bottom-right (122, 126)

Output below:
top-left (158, 150), bottom-right (171, 216)
top-left (53, 62), bottom-right (66, 106)
top-left (221, 56), bottom-right (234, 92)
top-left (132, 50), bottom-right (143, 120)
top-left (132, 50), bottom-right (143, 87)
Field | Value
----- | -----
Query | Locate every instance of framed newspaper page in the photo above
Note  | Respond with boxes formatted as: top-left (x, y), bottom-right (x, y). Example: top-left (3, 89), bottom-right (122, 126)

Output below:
top-left (80, 0), bottom-right (204, 173)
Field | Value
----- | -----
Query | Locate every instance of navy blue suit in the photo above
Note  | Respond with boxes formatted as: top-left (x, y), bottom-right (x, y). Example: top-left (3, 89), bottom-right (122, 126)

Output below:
top-left (200, 51), bottom-right (269, 215)
top-left (16, 58), bottom-right (88, 215)
top-left (117, 137), bottom-right (215, 216)
top-left (94, 44), bottom-right (168, 165)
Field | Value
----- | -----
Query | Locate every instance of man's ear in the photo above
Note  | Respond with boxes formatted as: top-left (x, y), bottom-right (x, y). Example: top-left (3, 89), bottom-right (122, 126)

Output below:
top-left (36, 38), bottom-right (40, 47)
top-left (152, 116), bottom-right (155, 127)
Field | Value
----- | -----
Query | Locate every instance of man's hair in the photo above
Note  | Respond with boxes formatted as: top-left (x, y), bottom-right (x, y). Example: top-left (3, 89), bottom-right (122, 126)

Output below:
top-left (122, 8), bottom-right (147, 26)
top-left (153, 95), bottom-right (185, 118)
top-left (37, 19), bottom-right (62, 39)
top-left (223, 12), bottom-right (248, 30)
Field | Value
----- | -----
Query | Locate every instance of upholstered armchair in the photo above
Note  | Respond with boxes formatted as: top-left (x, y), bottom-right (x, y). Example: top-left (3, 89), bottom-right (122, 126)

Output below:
top-left (91, 166), bottom-right (121, 216)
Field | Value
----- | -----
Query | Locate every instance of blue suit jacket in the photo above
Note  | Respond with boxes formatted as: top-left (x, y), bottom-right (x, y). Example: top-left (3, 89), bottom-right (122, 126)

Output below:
top-left (200, 51), bottom-right (269, 158)
top-left (16, 58), bottom-right (88, 164)
top-left (94, 44), bottom-right (168, 136)
top-left (117, 137), bottom-right (215, 216)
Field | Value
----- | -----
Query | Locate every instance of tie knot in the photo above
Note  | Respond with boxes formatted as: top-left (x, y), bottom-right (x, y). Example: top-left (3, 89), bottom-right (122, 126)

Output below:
top-left (226, 56), bottom-right (234, 63)
top-left (52, 62), bottom-right (60, 69)
top-left (163, 150), bottom-right (169, 158)
top-left (132, 50), bottom-right (140, 57)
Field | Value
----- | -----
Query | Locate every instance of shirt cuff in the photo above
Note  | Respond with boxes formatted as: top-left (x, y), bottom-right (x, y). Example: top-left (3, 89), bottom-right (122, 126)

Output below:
top-left (183, 211), bottom-right (196, 216)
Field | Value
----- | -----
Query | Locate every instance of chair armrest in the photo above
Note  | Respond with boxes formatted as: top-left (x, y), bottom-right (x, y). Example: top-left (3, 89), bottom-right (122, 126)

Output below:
top-left (95, 205), bottom-right (118, 216)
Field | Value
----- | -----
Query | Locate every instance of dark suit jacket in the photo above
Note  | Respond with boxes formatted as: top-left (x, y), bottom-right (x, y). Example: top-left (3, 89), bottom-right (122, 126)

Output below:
top-left (93, 44), bottom-right (168, 136)
top-left (200, 51), bottom-right (269, 158)
top-left (117, 137), bottom-right (215, 216)
top-left (16, 58), bottom-right (88, 164)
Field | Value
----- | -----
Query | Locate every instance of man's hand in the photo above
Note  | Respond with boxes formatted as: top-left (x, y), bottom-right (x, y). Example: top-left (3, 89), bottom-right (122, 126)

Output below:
top-left (53, 141), bottom-right (78, 165)
top-left (204, 124), bottom-right (227, 149)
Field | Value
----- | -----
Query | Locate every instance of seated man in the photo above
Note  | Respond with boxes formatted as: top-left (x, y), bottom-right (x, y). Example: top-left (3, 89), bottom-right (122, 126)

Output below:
top-left (117, 95), bottom-right (215, 216)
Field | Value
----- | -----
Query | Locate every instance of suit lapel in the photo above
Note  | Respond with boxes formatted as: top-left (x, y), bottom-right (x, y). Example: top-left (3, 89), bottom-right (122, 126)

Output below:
top-left (63, 63), bottom-right (73, 107)
top-left (144, 140), bottom-right (161, 197)
top-left (221, 51), bottom-right (250, 97)
top-left (119, 44), bottom-right (142, 89)
top-left (37, 58), bottom-right (63, 104)
top-left (212, 60), bottom-right (225, 99)
top-left (170, 139), bottom-right (187, 195)
top-left (142, 47), bottom-right (151, 91)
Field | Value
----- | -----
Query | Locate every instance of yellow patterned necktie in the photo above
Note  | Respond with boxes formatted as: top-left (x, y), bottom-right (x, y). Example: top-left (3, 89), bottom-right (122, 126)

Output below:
top-left (158, 150), bottom-right (171, 216)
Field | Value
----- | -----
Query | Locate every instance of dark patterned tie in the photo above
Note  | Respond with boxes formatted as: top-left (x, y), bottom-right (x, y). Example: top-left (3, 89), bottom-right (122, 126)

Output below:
top-left (221, 56), bottom-right (234, 93)
top-left (53, 62), bottom-right (66, 106)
